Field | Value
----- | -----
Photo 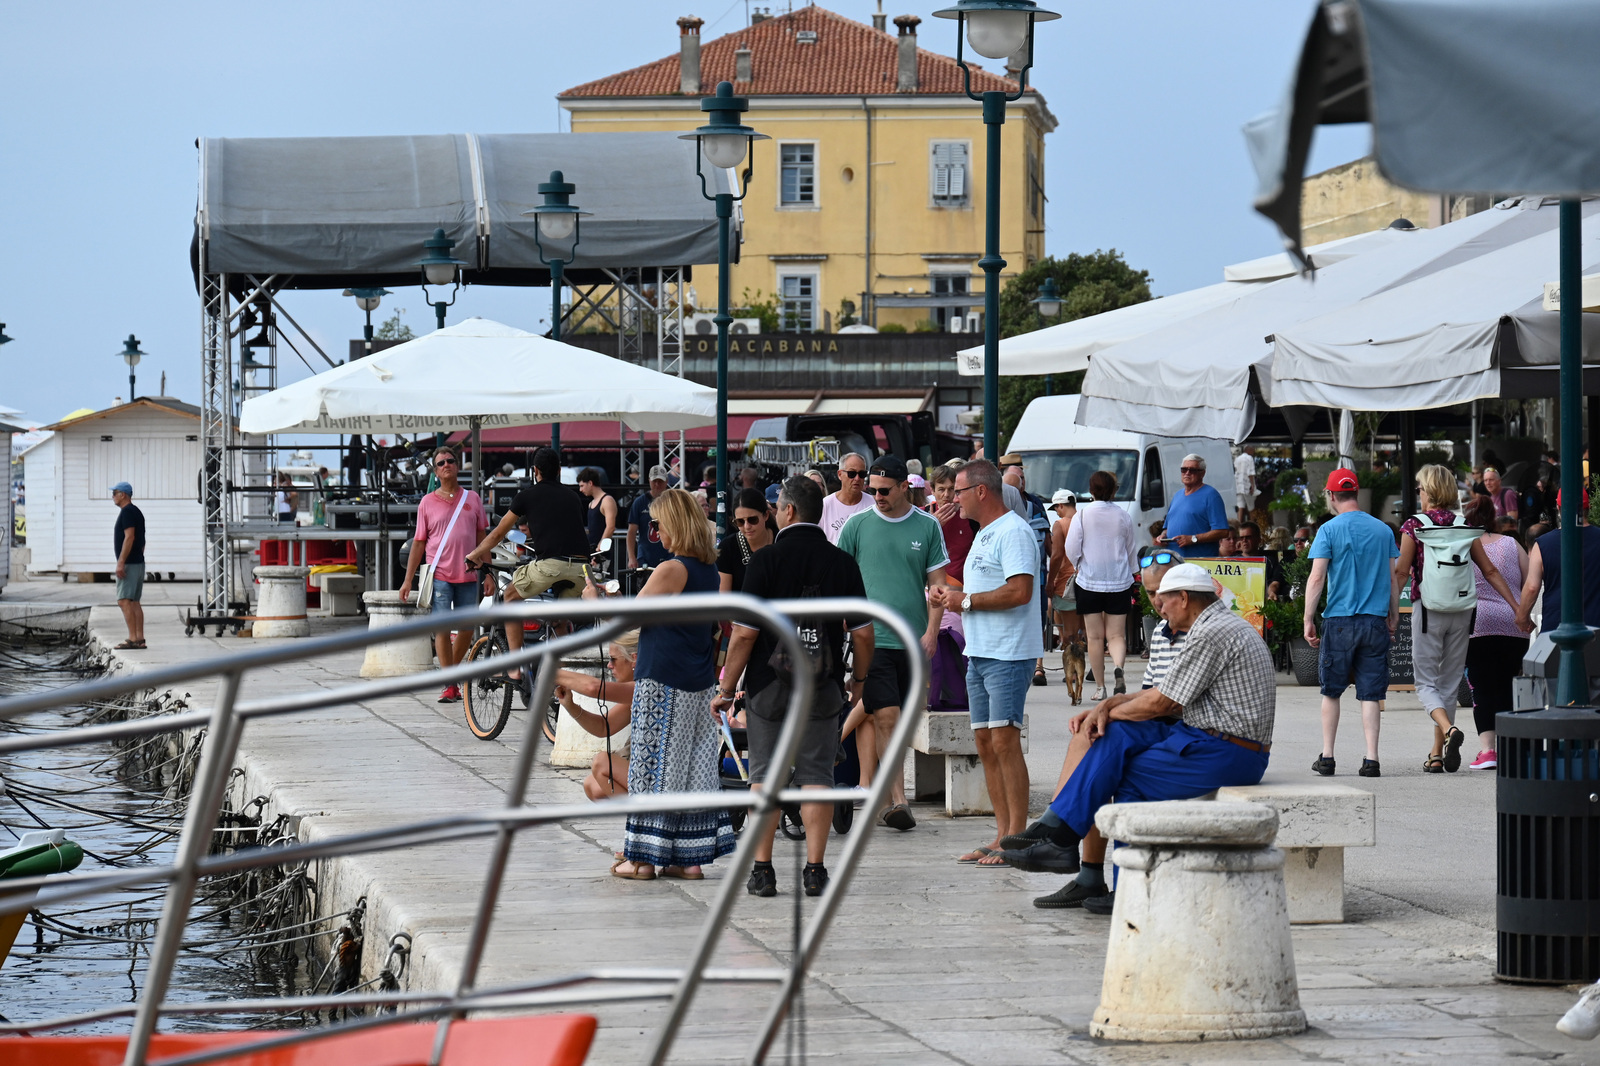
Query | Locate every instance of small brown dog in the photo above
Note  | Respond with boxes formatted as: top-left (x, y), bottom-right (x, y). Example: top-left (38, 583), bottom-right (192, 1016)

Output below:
top-left (1062, 635), bottom-right (1087, 705)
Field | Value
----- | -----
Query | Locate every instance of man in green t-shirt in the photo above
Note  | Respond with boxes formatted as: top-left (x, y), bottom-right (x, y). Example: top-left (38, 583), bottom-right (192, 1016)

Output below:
top-left (837, 454), bottom-right (948, 830)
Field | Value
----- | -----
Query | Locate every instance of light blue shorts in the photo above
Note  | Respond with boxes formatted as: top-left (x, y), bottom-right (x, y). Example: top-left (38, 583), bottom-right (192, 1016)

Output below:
top-left (966, 656), bottom-right (1032, 730)
top-left (430, 578), bottom-right (481, 614)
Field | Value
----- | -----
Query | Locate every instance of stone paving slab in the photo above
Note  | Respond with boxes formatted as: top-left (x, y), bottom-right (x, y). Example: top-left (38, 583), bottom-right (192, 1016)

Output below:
top-left (3, 577), bottom-right (1597, 1064)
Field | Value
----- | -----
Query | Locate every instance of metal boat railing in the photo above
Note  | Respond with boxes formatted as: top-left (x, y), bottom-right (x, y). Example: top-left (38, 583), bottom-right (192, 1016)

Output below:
top-left (0, 593), bottom-right (926, 1066)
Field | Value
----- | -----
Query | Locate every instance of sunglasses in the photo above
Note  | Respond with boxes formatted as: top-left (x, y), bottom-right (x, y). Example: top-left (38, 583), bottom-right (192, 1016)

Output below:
top-left (435, 457), bottom-right (458, 467)
top-left (867, 486), bottom-right (896, 497)
top-left (839, 469), bottom-right (866, 479)
top-left (1139, 551), bottom-right (1178, 568)
top-left (952, 484), bottom-right (980, 495)
top-left (649, 519), bottom-right (660, 532)
top-left (1180, 467), bottom-right (1203, 474)
top-left (735, 514), bottom-right (764, 526)
top-left (1294, 536), bottom-right (1310, 544)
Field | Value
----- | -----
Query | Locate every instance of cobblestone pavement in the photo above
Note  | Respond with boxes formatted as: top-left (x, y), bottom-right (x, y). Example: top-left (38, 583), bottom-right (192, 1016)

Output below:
top-left (2, 577), bottom-right (1593, 1064)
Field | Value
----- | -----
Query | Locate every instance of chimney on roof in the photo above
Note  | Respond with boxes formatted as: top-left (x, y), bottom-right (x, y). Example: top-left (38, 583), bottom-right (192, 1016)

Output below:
top-left (894, 15), bottom-right (920, 92)
top-left (735, 42), bottom-right (753, 83)
top-left (678, 16), bottom-right (704, 95)
top-left (872, 0), bottom-right (886, 32)
top-left (751, 6), bottom-right (769, 24)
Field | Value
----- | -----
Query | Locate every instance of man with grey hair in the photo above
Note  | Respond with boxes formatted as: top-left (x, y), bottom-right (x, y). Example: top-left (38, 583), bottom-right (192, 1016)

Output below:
top-left (1159, 453), bottom-right (1229, 558)
top-left (997, 562), bottom-right (1275, 876)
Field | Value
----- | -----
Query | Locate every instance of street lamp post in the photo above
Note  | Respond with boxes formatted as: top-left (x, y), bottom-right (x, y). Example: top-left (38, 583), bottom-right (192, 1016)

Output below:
top-left (0, 323), bottom-right (12, 347)
top-left (526, 170), bottom-right (589, 460)
top-left (344, 287), bottom-right (391, 358)
top-left (934, 0), bottom-right (1058, 460)
top-left (119, 334), bottom-right (145, 402)
top-left (417, 229), bottom-right (466, 331)
top-left (1032, 276), bottom-right (1061, 394)
top-left (1554, 200), bottom-right (1592, 705)
top-left (681, 81), bottom-right (768, 539)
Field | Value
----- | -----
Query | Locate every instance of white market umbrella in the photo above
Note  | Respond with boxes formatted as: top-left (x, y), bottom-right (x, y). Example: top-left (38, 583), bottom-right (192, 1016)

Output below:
top-left (955, 227), bottom-right (1416, 379)
top-left (239, 318), bottom-right (717, 436)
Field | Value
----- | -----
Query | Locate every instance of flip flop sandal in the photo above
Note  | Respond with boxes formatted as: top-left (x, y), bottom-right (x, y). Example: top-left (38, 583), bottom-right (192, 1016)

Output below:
top-left (610, 859), bottom-right (657, 880)
top-left (1442, 726), bottom-right (1466, 773)
top-left (660, 866), bottom-right (704, 880)
top-left (113, 640), bottom-right (145, 650)
top-left (974, 852), bottom-right (1011, 867)
top-left (956, 846), bottom-right (995, 864)
top-left (1423, 755), bottom-right (1444, 774)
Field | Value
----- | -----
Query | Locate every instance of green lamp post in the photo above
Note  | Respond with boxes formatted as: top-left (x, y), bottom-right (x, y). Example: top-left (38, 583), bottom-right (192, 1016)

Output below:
top-left (525, 170), bottom-right (589, 460)
top-left (933, 0), bottom-right (1059, 461)
top-left (0, 323), bottom-right (12, 347)
top-left (119, 334), bottom-right (145, 403)
top-left (417, 229), bottom-right (467, 331)
top-left (343, 287), bottom-right (391, 358)
top-left (681, 82), bottom-right (768, 538)
top-left (1553, 200), bottom-right (1592, 705)
top-left (1032, 276), bottom-right (1062, 394)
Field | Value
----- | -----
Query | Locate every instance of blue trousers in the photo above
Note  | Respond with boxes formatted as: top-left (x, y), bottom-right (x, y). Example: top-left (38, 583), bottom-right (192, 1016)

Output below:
top-left (1049, 719), bottom-right (1270, 837)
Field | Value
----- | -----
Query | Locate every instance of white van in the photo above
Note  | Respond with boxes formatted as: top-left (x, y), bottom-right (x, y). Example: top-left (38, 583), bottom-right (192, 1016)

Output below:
top-left (1006, 395), bottom-right (1235, 547)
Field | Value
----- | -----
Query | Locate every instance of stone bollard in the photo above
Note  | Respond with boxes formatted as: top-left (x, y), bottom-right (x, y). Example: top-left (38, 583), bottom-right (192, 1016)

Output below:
top-left (252, 566), bottom-right (311, 638)
top-left (359, 591), bottom-right (435, 679)
top-left (550, 689), bottom-right (631, 768)
top-left (1091, 800), bottom-right (1306, 1042)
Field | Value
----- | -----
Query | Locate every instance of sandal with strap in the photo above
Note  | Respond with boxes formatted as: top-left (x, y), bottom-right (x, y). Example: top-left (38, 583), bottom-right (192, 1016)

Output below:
top-left (1423, 755), bottom-right (1444, 774)
top-left (1441, 726), bottom-right (1466, 773)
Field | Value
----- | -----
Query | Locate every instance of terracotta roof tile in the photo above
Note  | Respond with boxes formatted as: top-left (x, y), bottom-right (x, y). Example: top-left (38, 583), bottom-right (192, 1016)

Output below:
top-left (560, 6), bottom-right (1033, 99)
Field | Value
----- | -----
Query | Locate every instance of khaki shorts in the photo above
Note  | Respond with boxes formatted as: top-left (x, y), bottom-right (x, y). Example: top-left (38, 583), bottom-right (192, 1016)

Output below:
top-left (511, 557), bottom-right (586, 600)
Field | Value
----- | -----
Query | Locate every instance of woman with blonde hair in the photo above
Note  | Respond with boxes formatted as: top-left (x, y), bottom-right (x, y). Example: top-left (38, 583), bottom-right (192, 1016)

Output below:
top-left (607, 488), bottom-right (732, 880)
top-left (554, 629), bottom-right (640, 802)
top-left (1394, 464), bottom-right (1522, 774)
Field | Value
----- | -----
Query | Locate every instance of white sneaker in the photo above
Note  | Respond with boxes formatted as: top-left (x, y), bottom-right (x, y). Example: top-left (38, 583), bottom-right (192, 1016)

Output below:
top-left (1559, 983), bottom-right (1600, 1039)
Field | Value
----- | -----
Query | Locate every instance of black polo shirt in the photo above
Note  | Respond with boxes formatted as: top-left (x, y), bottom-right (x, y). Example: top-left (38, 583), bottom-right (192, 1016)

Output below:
top-left (737, 522), bottom-right (870, 695)
top-left (508, 480), bottom-right (591, 559)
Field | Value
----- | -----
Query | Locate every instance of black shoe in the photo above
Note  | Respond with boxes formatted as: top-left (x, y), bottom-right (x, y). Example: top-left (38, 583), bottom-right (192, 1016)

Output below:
top-left (1086, 668), bottom-right (1095, 683)
top-left (802, 864), bottom-right (829, 897)
top-left (1082, 891), bottom-right (1116, 915)
top-left (1033, 668), bottom-right (1048, 687)
top-left (1442, 726), bottom-right (1465, 773)
top-left (1359, 758), bottom-right (1381, 778)
top-left (880, 804), bottom-right (916, 831)
top-left (746, 864), bottom-right (777, 897)
top-left (998, 821), bottom-right (1051, 850)
top-left (1311, 755), bottom-right (1336, 776)
top-left (996, 839), bottom-right (1081, 874)
top-left (1033, 880), bottom-right (1108, 909)
top-left (1113, 668), bottom-right (1126, 695)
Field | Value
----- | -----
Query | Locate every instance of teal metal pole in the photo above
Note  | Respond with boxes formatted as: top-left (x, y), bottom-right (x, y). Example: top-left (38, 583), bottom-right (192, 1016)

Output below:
top-left (1553, 199), bottom-right (1591, 706)
top-left (550, 259), bottom-right (563, 459)
top-left (715, 192), bottom-right (732, 540)
top-left (979, 90), bottom-right (1006, 461)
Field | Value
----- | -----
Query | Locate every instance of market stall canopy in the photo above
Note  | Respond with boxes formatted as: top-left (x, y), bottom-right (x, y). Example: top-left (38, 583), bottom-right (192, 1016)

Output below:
top-left (1076, 199), bottom-right (1543, 441)
top-left (197, 133), bottom-right (735, 288)
top-left (1269, 198), bottom-right (1600, 410)
top-left (956, 225), bottom-right (1413, 377)
top-left (238, 318), bottom-right (717, 435)
top-left (1249, 0), bottom-right (1600, 261)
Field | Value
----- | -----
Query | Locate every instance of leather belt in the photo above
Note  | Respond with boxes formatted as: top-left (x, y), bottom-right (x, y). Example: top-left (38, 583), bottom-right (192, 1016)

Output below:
top-left (1203, 728), bottom-right (1270, 754)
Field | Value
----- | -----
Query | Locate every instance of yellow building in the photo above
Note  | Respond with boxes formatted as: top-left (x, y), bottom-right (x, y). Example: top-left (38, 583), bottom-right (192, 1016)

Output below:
top-left (559, 5), bottom-right (1055, 332)
top-left (1301, 156), bottom-right (1494, 243)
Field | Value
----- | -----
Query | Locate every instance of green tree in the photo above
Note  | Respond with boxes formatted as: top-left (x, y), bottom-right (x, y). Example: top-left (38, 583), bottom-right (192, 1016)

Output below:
top-left (375, 311), bottom-right (415, 341)
top-left (991, 251), bottom-right (1152, 448)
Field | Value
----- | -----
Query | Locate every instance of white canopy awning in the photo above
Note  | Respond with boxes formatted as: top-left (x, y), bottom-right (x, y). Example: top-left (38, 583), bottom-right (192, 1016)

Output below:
top-left (238, 318), bottom-right (717, 436)
top-left (1269, 199), bottom-right (1600, 410)
top-left (956, 226), bottom-right (1414, 378)
top-left (1076, 199), bottom-right (1551, 441)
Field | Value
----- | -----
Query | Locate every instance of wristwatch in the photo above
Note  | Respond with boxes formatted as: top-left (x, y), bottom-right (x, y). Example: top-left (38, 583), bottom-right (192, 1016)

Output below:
top-left (962, 593), bottom-right (973, 612)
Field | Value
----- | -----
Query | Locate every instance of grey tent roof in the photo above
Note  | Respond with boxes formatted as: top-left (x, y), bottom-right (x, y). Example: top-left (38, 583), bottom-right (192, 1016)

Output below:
top-left (196, 132), bottom-right (736, 288)
top-left (1248, 0), bottom-right (1600, 262)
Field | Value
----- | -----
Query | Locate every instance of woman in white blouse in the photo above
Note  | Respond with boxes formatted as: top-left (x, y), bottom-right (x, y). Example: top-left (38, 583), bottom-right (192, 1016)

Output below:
top-left (1064, 470), bottom-right (1140, 701)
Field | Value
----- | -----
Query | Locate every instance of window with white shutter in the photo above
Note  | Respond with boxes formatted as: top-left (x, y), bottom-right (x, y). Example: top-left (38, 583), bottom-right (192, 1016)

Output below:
top-left (930, 141), bottom-right (970, 207)
top-left (780, 143), bottom-right (816, 205)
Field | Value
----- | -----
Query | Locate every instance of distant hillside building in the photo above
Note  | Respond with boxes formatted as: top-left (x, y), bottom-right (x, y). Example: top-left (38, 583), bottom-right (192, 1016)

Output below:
top-left (559, 6), bottom-right (1055, 333)
top-left (1301, 156), bottom-right (1494, 243)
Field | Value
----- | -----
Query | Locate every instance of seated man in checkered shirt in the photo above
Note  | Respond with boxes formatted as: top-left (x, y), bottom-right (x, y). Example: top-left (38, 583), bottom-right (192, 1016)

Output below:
top-left (997, 563), bottom-right (1276, 877)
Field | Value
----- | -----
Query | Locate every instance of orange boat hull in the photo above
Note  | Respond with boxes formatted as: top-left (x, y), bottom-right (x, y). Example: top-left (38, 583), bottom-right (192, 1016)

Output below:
top-left (0, 1014), bottom-right (597, 1066)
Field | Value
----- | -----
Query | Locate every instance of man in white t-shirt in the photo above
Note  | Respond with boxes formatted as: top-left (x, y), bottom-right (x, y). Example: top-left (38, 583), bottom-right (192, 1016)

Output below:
top-left (932, 458), bottom-right (1041, 866)
top-left (1233, 447), bottom-right (1257, 524)
top-left (822, 451), bottom-right (874, 544)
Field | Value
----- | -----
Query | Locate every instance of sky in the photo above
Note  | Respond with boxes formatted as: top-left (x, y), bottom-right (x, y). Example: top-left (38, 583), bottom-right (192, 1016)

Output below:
top-left (0, 0), bottom-right (1368, 426)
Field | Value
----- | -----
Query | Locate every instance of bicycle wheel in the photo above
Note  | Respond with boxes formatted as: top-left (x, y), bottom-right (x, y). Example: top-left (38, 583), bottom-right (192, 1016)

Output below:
top-left (542, 695), bottom-right (561, 744)
top-left (463, 632), bottom-right (514, 741)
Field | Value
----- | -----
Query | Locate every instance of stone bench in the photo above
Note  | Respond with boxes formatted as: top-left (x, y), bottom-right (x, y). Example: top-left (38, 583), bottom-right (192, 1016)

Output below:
top-left (309, 572), bottom-right (365, 617)
top-left (359, 591), bottom-right (435, 678)
top-left (909, 711), bottom-right (1028, 816)
top-left (1204, 780), bottom-right (1375, 924)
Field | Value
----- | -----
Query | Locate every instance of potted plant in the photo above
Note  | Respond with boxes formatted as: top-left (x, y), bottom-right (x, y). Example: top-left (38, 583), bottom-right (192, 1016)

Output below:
top-left (1260, 550), bottom-right (1320, 684)
top-left (1135, 580), bottom-right (1161, 652)
top-left (1267, 468), bottom-right (1308, 528)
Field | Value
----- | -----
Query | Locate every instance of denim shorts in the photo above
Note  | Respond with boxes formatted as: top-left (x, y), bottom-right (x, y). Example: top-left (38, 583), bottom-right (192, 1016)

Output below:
top-left (1318, 614), bottom-right (1391, 702)
top-left (967, 656), bottom-right (1033, 729)
top-left (430, 578), bottom-right (481, 614)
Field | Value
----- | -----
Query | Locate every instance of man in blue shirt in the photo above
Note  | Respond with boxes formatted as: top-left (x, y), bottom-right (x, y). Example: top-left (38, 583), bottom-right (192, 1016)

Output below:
top-left (1303, 468), bottom-right (1399, 778)
top-left (626, 465), bottom-right (672, 569)
top-left (1159, 453), bottom-right (1229, 558)
top-left (933, 459), bottom-right (1041, 865)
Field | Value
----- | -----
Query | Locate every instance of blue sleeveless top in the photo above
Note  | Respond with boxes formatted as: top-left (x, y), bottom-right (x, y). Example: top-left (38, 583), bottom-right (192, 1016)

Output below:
top-left (1536, 525), bottom-right (1600, 632)
top-left (635, 554), bottom-right (720, 691)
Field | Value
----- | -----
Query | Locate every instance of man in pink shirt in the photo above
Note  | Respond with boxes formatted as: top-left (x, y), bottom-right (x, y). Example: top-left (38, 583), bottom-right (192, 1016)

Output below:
top-left (400, 446), bottom-right (488, 703)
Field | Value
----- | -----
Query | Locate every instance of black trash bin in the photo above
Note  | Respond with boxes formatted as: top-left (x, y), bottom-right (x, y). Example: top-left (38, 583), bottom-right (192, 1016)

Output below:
top-left (1497, 707), bottom-right (1600, 983)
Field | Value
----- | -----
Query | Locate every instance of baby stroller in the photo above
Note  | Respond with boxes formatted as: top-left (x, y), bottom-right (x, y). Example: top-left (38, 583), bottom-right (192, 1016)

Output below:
top-left (720, 698), bottom-right (857, 839)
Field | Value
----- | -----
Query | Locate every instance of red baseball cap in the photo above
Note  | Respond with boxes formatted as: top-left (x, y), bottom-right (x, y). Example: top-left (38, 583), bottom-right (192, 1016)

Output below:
top-left (1325, 468), bottom-right (1359, 492)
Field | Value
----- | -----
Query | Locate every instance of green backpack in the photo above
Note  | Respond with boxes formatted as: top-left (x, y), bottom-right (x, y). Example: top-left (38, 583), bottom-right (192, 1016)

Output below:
top-left (1410, 513), bottom-right (1483, 623)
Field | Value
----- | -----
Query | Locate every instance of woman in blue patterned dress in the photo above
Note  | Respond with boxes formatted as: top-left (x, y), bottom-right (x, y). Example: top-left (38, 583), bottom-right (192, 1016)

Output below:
top-left (611, 487), bottom-right (735, 880)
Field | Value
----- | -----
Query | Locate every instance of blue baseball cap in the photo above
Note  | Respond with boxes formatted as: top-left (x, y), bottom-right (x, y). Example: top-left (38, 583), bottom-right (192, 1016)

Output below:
top-left (109, 482), bottom-right (133, 496)
top-left (764, 483), bottom-right (781, 505)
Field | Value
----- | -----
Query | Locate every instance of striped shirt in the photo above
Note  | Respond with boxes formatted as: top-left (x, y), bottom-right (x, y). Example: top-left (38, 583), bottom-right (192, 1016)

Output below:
top-left (1142, 621), bottom-right (1185, 690)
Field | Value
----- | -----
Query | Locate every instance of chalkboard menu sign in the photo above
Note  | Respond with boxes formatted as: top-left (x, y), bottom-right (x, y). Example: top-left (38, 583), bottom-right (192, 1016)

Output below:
top-left (1389, 607), bottom-right (1415, 690)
